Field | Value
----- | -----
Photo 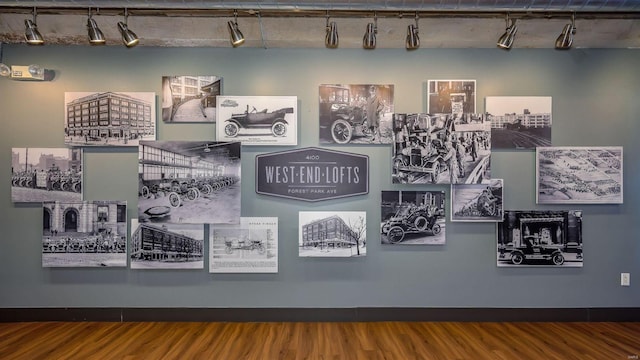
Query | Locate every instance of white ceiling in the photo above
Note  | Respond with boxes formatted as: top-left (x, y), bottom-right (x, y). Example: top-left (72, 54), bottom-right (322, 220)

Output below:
top-left (0, 1), bottom-right (639, 48)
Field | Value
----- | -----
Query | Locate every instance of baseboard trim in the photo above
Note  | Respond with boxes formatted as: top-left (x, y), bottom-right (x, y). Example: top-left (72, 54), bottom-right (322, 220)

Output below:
top-left (1, 307), bottom-right (638, 323)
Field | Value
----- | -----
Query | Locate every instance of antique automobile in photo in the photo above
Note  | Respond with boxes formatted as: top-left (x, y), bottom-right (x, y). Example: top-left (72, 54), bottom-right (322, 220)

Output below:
top-left (499, 238), bottom-right (566, 265)
top-left (319, 85), bottom-right (369, 144)
top-left (224, 238), bottom-right (266, 255)
top-left (392, 115), bottom-right (455, 183)
top-left (381, 203), bottom-right (441, 243)
top-left (498, 219), bottom-right (568, 266)
top-left (223, 105), bottom-right (294, 138)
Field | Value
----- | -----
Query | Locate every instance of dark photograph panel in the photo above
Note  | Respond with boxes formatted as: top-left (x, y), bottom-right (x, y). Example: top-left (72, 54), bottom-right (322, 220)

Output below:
top-left (381, 190), bottom-right (446, 245)
top-left (497, 210), bottom-right (583, 267)
top-left (427, 80), bottom-right (476, 114)
top-left (138, 141), bottom-right (241, 224)
top-left (392, 113), bottom-right (491, 184)
top-left (319, 84), bottom-right (395, 145)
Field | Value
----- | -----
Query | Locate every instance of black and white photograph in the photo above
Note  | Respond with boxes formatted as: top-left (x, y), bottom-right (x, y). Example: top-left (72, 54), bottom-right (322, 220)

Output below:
top-left (299, 211), bottom-right (366, 257)
top-left (11, 147), bottom-right (82, 203)
top-left (486, 96), bottom-right (552, 150)
top-left (64, 92), bottom-right (156, 147)
top-left (537, 146), bottom-right (623, 204)
top-left (451, 179), bottom-right (504, 222)
top-left (381, 190), bottom-right (446, 245)
top-left (392, 113), bottom-right (491, 184)
top-left (497, 210), bottom-right (583, 267)
top-left (209, 217), bottom-right (278, 273)
top-left (42, 200), bottom-right (127, 267)
top-left (130, 219), bottom-right (204, 269)
top-left (138, 141), bottom-right (241, 224)
top-left (319, 84), bottom-right (394, 144)
top-left (162, 75), bottom-right (222, 123)
top-left (216, 96), bottom-right (298, 146)
top-left (427, 80), bottom-right (476, 114)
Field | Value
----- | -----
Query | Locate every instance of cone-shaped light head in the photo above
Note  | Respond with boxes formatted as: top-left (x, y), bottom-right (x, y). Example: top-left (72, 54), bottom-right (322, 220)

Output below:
top-left (88, 18), bottom-right (106, 44)
top-left (325, 21), bottom-right (339, 48)
top-left (363, 22), bottom-right (377, 49)
top-left (228, 20), bottom-right (245, 47)
top-left (555, 23), bottom-right (575, 49)
top-left (118, 21), bottom-right (139, 47)
top-left (497, 19), bottom-right (517, 49)
top-left (24, 19), bottom-right (44, 45)
top-left (406, 24), bottom-right (420, 50)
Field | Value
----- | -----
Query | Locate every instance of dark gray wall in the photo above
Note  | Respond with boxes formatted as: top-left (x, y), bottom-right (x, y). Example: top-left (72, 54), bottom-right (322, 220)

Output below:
top-left (0, 45), bottom-right (638, 308)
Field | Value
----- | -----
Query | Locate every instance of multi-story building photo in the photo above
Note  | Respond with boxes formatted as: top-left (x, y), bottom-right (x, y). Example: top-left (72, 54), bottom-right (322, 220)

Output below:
top-left (64, 91), bottom-right (156, 147)
top-left (299, 211), bottom-right (366, 257)
top-left (130, 220), bottom-right (204, 269)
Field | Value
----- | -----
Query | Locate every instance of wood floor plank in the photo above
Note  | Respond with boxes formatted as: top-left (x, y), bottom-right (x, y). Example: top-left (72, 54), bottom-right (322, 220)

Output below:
top-left (0, 321), bottom-right (638, 360)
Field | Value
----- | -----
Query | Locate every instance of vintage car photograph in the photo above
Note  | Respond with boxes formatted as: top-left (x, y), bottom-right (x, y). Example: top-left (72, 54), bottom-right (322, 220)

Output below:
top-left (318, 84), bottom-right (394, 145)
top-left (380, 190), bottom-right (446, 245)
top-left (392, 113), bottom-right (491, 185)
top-left (11, 147), bottom-right (83, 203)
top-left (451, 179), bottom-right (504, 222)
top-left (497, 210), bottom-right (583, 267)
top-left (216, 96), bottom-right (298, 146)
top-left (137, 141), bottom-right (241, 225)
top-left (209, 217), bottom-right (278, 273)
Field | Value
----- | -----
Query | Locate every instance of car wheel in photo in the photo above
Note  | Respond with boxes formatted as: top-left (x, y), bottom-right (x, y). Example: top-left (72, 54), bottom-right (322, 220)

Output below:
top-left (271, 120), bottom-right (287, 137)
top-left (331, 119), bottom-right (352, 144)
top-left (224, 122), bottom-right (239, 137)
top-left (511, 252), bottom-right (524, 265)
top-left (387, 226), bottom-right (405, 244)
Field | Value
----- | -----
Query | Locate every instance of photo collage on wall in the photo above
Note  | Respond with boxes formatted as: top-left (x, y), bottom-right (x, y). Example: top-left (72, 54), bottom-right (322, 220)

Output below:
top-left (9, 72), bottom-right (623, 270)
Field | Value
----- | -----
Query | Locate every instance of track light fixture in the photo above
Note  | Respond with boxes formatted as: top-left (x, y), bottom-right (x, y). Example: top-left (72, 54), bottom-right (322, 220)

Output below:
top-left (363, 12), bottom-right (377, 49)
top-left (24, 7), bottom-right (44, 45)
top-left (87, 8), bottom-right (105, 45)
top-left (325, 12), bottom-right (338, 49)
top-left (117, 9), bottom-right (139, 47)
top-left (496, 14), bottom-right (517, 50)
top-left (555, 13), bottom-right (576, 50)
top-left (228, 10), bottom-right (245, 47)
top-left (406, 12), bottom-right (420, 50)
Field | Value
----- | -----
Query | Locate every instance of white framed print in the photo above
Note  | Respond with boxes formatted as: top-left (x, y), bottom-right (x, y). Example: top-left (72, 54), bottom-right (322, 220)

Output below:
top-left (216, 96), bottom-right (298, 146)
top-left (536, 146), bottom-right (623, 204)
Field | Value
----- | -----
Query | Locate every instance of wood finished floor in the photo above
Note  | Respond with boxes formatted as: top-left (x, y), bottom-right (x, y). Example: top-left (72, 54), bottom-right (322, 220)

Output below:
top-left (0, 321), bottom-right (638, 359)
